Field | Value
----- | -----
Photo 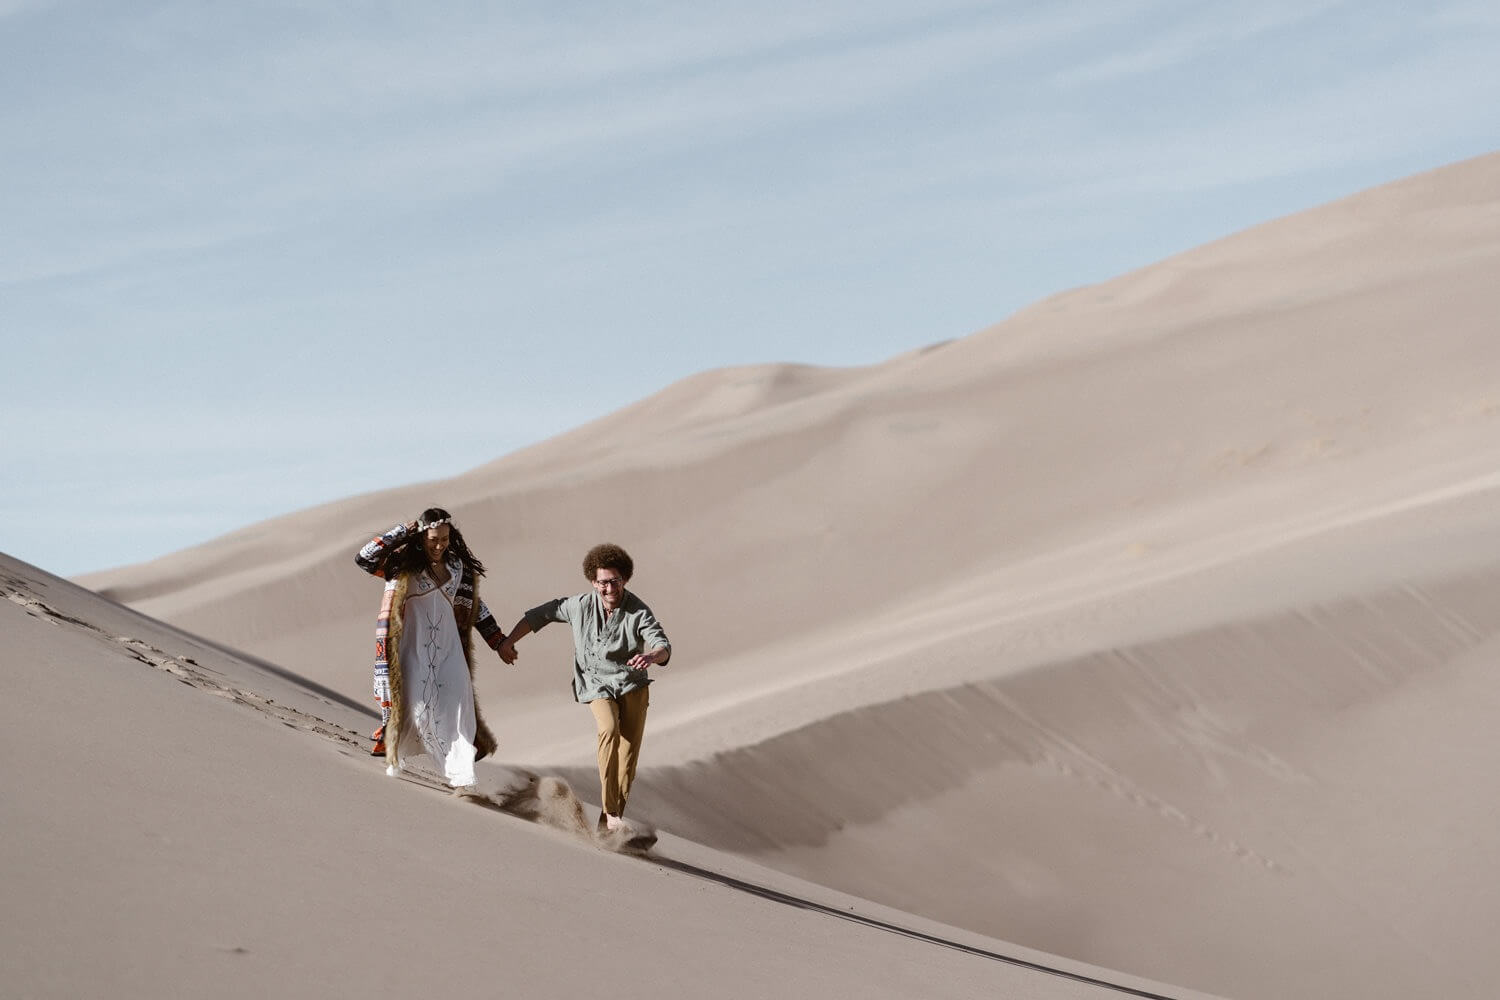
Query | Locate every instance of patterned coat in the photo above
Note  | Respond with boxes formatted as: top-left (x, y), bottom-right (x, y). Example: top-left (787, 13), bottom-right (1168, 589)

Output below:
top-left (357, 524), bottom-right (504, 767)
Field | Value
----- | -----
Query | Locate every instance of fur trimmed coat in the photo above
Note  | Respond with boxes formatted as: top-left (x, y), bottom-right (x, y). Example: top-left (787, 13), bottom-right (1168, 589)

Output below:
top-left (356, 523), bottom-right (504, 770)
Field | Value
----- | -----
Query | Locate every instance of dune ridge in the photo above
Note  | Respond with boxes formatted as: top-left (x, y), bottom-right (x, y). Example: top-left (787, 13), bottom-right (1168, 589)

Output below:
top-left (84, 155), bottom-right (1500, 679)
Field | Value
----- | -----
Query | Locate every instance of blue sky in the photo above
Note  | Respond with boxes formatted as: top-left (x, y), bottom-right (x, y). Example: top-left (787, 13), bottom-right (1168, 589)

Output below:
top-left (3, 0), bottom-right (1498, 576)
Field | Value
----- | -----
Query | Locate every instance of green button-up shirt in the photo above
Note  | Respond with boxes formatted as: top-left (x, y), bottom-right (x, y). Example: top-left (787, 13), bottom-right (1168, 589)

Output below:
top-left (524, 590), bottom-right (671, 703)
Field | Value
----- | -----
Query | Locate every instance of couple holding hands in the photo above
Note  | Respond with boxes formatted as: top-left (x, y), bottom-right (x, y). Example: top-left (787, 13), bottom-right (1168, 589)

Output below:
top-left (355, 507), bottom-right (670, 831)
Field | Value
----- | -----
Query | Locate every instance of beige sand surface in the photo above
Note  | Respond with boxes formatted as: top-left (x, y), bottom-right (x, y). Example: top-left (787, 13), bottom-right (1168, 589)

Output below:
top-left (71, 151), bottom-right (1500, 998)
top-left (1, 554), bottom-right (1197, 1000)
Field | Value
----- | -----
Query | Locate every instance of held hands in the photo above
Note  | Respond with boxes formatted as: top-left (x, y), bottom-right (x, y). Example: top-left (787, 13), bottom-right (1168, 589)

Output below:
top-left (497, 637), bottom-right (518, 665)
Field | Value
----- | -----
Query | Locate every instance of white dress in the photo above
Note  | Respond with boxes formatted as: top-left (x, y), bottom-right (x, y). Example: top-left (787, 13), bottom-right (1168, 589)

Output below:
top-left (392, 560), bottom-right (479, 787)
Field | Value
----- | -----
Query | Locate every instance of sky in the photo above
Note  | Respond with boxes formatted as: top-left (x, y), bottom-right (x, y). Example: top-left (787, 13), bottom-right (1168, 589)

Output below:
top-left (3, 0), bottom-right (1498, 577)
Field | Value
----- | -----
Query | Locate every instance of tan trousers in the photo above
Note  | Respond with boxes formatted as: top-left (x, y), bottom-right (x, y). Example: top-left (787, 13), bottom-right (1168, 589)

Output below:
top-left (589, 686), bottom-right (650, 817)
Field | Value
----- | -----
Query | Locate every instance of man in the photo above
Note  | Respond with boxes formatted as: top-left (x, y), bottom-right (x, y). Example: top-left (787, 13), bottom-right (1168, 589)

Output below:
top-left (498, 543), bottom-right (671, 831)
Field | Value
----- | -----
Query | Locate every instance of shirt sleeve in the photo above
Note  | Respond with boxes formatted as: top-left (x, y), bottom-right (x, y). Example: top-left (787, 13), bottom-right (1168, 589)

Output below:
top-left (356, 523), bottom-right (410, 578)
top-left (636, 602), bottom-right (672, 665)
top-left (524, 596), bottom-right (574, 633)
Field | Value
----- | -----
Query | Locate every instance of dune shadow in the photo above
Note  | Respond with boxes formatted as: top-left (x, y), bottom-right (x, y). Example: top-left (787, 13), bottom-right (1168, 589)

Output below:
top-left (590, 565), bottom-right (1500, 859)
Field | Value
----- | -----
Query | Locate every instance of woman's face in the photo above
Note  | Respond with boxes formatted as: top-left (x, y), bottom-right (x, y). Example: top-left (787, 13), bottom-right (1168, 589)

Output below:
top-left (422, 524), bottom-right (451, 566)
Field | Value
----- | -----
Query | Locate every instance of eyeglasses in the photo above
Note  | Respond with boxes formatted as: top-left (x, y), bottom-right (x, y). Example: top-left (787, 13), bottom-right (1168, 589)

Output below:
top-left (594, 578), bottom-right (623, 589)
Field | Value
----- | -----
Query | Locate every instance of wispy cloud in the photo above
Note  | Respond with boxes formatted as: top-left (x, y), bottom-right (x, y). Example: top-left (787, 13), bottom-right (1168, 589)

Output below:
top-left (4, 0), bottom-right (1499, 574)
top-left (1047, 1), bottom-right (1349, 89)
top-left (1430, 1), bottom-right (1500, 28)
top-left (0, 0), bottom-right (54, 17)
top-left (1, 1), bottom-right (1161, 287)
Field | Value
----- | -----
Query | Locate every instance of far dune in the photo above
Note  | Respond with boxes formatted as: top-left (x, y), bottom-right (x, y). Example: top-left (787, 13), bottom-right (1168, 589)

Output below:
top-left (79, 151), bottom-right (1500, 999)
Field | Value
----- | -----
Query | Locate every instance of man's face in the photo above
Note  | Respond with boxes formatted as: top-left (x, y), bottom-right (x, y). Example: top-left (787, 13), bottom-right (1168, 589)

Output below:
top-left (592, 567), bottom-right (626, 611)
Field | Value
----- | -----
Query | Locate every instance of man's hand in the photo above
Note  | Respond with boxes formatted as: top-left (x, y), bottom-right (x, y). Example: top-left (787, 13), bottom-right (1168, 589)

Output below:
top-left (627, 649), bottom-right (663, 669)
top-left (497, 637), bottom-right (518, 665)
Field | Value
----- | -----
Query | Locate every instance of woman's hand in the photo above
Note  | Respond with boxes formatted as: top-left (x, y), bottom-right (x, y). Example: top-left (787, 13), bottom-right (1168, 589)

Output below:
top-left (497, 637), bottom-right (518, 664)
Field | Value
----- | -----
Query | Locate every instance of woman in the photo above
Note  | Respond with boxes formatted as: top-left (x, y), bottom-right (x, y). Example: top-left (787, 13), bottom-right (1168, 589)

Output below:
top-left (355, 507), bottom-right (507, 787)
top-left (498, 543), bottom-right (671, 830)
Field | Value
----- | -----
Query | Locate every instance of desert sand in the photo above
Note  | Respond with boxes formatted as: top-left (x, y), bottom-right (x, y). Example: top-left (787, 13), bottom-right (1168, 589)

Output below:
top-left (14, 151), bottom-right (1499, 998)
top-left (1, 554), bottom-right (1206, 999)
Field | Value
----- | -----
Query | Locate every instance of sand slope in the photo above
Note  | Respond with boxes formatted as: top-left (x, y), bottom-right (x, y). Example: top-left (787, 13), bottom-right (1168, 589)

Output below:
top-left (74, 151), bottom-right (1500, 998)
top-left (3, 553), bottom-right (1204, 1000)
top-left (612, 567), bottom-right (1500, 997)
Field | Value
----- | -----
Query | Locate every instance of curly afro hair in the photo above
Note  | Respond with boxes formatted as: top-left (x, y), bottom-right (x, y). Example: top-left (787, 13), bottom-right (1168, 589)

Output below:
top-left (583, 543), bottom-right (633, 582)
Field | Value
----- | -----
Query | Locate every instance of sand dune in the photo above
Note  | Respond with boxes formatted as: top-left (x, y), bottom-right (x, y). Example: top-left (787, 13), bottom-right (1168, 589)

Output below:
top-left (68, 151), bottom-right (1500, 997)
top-left (83, 154), bottom-right (1500, 699)
top-left (612, 567), bottom-right (1500, 997)
top-left (4, 553), bottom-right (1199, 1000)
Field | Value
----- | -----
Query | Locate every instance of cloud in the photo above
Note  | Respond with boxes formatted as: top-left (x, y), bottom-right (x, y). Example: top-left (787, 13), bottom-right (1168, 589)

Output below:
top-left (5, 0), bottom-right (1500, 576)
top-left (0, 1), bottom-right (1166, 288)
top-left (1431, 1), bottom-right (1500, 28)
top-left (0, 0), bottom-right (55, 17)
top-left (1047, 1), bottom-right (1350, 89)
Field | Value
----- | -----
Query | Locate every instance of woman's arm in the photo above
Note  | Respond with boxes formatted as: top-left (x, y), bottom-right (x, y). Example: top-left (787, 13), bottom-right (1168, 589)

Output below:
top-left (355, 522), bottom-right (416, 578)
top-left (475, 599), bottom-right (508, 653)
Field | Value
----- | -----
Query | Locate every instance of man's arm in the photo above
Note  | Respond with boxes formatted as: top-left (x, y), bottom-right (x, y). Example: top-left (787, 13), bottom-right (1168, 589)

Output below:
top-left (496, 618), bottom-right (531, 664)
top-left (626, 645), bottom-right (669, 668)
top-left (497, 596), bottom-right (572, 664)
top-left (627, 603), bottom-right (671, 668)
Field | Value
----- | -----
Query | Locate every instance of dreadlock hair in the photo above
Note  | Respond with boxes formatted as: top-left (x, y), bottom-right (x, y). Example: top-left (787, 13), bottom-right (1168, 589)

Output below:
top-left (386, 507), bottom-right (487, 578)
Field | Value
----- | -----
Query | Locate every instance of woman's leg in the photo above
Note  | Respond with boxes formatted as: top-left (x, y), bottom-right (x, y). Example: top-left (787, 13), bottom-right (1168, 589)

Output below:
top-left (440, 673), bottom-right (478, 787)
